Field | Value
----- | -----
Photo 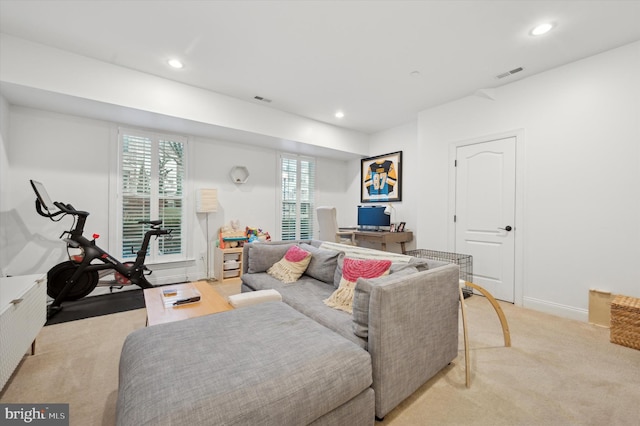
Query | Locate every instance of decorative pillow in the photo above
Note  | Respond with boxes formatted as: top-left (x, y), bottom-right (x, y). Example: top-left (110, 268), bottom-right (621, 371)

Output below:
top-left (333, 253), bottom-right (425, 288)
top-left (298, 243), bottom-right (341, 284)
top-left (247, 243), bottom-right (295, 273)
top-left (267, 245), bottom-right (312, 283)
top-left (324, 257), bottom-right (392, 313)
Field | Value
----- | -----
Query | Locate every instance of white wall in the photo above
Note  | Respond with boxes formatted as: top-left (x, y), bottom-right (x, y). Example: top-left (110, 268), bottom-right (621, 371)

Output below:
top-left (341, 121), bottom-right (420, 253)
top-left (0, 94), bottom-right (11, 276)
top-left (415, 41), bottom-right (640, 320)
top-left (364, 121), bottom-right (419, 253)
top-left (1, 106), bottom-right (353, 285)
top-left (316, 156), bottom-right (355, 228)
top-left (6, 107), bottom-right (115, 279)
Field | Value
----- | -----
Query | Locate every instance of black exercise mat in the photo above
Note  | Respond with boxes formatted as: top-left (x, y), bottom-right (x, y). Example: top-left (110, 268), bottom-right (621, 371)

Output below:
top-left (45, 289), bottom-right (145, 326)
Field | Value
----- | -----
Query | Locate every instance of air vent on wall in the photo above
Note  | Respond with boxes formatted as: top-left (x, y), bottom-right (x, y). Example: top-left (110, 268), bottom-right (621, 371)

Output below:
top-left (496, 67), bottom-right (524, 79)
top-left (254, 95), bottom-right (272, 103)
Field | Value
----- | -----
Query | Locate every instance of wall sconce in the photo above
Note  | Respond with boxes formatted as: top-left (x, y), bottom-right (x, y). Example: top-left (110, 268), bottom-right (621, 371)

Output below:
top-left (230, 166), bottom-right (250, 184)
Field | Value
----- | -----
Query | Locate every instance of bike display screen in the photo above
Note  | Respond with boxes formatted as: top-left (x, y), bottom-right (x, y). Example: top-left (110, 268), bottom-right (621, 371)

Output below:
top-left (30, 179), bottom-right (58, 213)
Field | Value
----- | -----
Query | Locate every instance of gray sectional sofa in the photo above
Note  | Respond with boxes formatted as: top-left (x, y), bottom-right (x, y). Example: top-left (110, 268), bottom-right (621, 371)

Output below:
top-left (241, 240), bottom-right (460, 419)
top-left (116, 240), bottom-right (459, 425)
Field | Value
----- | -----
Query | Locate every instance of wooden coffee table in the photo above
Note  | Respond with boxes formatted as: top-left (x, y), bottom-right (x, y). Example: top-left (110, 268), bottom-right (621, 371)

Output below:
top-left (143, 281), bottom-right (233, 326)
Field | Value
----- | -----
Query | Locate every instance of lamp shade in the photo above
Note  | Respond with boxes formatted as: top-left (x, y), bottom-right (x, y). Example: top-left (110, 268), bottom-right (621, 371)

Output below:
top-left (196, 188), bottom-right (218, 213)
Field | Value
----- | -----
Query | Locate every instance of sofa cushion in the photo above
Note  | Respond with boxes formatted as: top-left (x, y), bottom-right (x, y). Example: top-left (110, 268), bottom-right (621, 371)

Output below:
top-left (247, 242), bottom-right (295, 273)
top-left (242, 270), bottom-right (298, 293)
top-left (352, 266), bottom-right (419, 339)
top-left (325, 258), bottom-right (392, 314)
top-left (117, 302), bottom-right (373, 425)
top-left (267, 245), bottom-right (312, 283)
top-left (278, 279), bottom-right (367, 349)
top-left (299, 243), bottom-right (341, 284)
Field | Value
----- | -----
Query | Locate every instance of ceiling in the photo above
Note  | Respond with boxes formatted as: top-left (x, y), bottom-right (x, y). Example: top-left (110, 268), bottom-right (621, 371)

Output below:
top-left (1, 0), bottom-right (640, 135)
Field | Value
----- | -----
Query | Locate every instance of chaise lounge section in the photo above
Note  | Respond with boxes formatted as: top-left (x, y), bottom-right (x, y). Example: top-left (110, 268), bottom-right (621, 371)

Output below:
top-left (117, 302), bottom-right (375, 425)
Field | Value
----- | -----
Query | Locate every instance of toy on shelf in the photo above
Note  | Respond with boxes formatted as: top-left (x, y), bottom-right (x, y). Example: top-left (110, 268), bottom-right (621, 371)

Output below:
top-left (217, 221), bottom-right (271, 248)
top-left (246, 226), bottom-right (271, 243)
top-left (219, 220), bottom-right (248, 249)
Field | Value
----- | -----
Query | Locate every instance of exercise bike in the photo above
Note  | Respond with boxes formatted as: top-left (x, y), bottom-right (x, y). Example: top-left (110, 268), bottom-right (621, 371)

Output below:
top-left (30, 180), bottom-right (172, 319)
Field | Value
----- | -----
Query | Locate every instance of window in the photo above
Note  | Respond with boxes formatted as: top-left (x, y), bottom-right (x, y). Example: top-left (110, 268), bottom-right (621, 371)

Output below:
top-left (118, 128), bottom-right (187, 262)
top-left (279, 154), bottom-right (316, 240)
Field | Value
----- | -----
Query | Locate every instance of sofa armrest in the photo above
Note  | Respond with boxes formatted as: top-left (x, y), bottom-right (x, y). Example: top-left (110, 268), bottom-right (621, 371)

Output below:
top-left (367, 264), bottom-right (459, 418)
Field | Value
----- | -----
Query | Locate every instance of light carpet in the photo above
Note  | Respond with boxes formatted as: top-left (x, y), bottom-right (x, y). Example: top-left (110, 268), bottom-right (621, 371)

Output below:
top-left (1, 282), bottom-right (639, 425)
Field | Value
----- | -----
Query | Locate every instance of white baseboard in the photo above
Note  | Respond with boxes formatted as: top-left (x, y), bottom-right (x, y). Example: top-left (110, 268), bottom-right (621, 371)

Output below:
top-left (522, 296), bottom-right (588, 322)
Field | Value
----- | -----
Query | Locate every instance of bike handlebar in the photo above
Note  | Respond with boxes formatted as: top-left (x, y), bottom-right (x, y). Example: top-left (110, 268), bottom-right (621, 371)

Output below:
top-left (53, 201), bottom-right (89, 217)
top-left (35, 199), bottom-right (62, 218)
top-left (36, 195), bottom-right (170, 236)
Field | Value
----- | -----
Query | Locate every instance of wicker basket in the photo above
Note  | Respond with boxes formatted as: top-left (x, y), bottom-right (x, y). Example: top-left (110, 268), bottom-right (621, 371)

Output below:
top-left (610, 295), bottom-right (640, 350)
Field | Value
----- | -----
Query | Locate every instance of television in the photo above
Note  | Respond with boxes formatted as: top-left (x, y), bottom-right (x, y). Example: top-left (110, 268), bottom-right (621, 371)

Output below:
top-left (30, 180), bottom-right (58, 213)
top-left (357, 205), bottom-right (390, 230)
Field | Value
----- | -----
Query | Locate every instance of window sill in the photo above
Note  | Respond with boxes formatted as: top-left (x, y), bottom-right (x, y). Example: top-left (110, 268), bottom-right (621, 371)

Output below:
top-left (146, 258), bottom-right (196, 269)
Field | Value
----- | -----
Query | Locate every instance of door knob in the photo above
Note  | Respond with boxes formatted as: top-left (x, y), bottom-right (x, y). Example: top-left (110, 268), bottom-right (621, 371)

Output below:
top-left (498, 226), bottom-right (513, 232)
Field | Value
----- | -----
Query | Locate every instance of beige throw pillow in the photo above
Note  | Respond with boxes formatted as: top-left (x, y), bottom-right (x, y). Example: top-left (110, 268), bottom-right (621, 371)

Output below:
top-left (267, 245), bottom-right (312, 283)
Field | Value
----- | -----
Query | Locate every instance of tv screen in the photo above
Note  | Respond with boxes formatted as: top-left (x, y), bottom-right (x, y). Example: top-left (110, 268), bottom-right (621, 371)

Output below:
top-left (30, 180), bottom-right (58, 213)
top-left (357, 205), bottom-right (390, 229)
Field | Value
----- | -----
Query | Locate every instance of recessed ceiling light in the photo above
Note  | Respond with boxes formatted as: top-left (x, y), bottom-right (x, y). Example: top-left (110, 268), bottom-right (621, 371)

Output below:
top-left (531, 23), bottom-right (553, 36)
top-left (335, 111), bottom-right (344, 119)
top-left (168, 59), bottom-right (184, 69)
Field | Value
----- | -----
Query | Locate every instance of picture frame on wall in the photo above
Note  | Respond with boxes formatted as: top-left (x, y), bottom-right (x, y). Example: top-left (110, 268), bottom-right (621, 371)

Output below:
top-left (360, 151), bottom-right (402, 203)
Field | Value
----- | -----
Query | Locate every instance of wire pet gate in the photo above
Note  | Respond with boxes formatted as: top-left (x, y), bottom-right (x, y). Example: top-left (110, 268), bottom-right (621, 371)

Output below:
top-left (406, 249), bottom-right (474, 297)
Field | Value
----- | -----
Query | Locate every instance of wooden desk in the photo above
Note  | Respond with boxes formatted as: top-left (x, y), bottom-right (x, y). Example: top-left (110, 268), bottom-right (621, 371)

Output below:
top-left (143, 281), bottom-right (233, 326)
top-left (353, 231), bottom-right (413, 254)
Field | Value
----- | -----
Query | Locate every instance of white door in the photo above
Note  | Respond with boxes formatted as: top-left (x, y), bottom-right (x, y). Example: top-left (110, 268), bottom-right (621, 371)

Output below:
top-left (455, 137), bottom-right (516, 302)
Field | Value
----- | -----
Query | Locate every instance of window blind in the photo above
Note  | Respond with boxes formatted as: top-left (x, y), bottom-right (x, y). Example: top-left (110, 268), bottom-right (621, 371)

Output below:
top-left (119, 131), bottom-right (186, 261)
top-left (158, 140), bottom-right (184, 256)
top-left (121, 134), bottom-right (152, 257)
top-left (280, 155), bottom-right (315, 240)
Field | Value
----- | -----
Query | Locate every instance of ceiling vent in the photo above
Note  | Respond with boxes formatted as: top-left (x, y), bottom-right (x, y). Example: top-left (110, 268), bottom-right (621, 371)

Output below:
top-left (496, 67), bottom-right (524, 79)
top-left (253, 95), bottom-right (272, 103)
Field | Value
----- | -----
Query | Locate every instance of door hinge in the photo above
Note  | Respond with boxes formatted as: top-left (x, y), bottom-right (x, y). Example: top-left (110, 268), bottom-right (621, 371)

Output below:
top-left (454, 160), bottom-right (457, 167)
top-left (454, 215), bottom-right (457, 222)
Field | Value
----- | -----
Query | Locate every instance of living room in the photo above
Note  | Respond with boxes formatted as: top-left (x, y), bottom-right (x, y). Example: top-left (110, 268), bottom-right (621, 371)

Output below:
top-left (1, 1), bottom-right (638, 322)
top-left (1, 1), bottom-right (639, 424)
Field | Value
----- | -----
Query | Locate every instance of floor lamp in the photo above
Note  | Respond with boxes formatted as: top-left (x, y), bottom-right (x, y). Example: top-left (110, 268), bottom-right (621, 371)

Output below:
top-left (196, 188), bottom-right (218, 278)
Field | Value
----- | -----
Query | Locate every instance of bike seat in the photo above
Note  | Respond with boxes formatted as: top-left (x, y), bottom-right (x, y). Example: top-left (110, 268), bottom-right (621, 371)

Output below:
top-left (138, 219), bottom-right (163, 226)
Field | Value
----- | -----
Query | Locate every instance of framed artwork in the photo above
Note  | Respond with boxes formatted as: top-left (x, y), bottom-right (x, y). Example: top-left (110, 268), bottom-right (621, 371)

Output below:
top-left (361, 151), bottom-right (402, 203)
